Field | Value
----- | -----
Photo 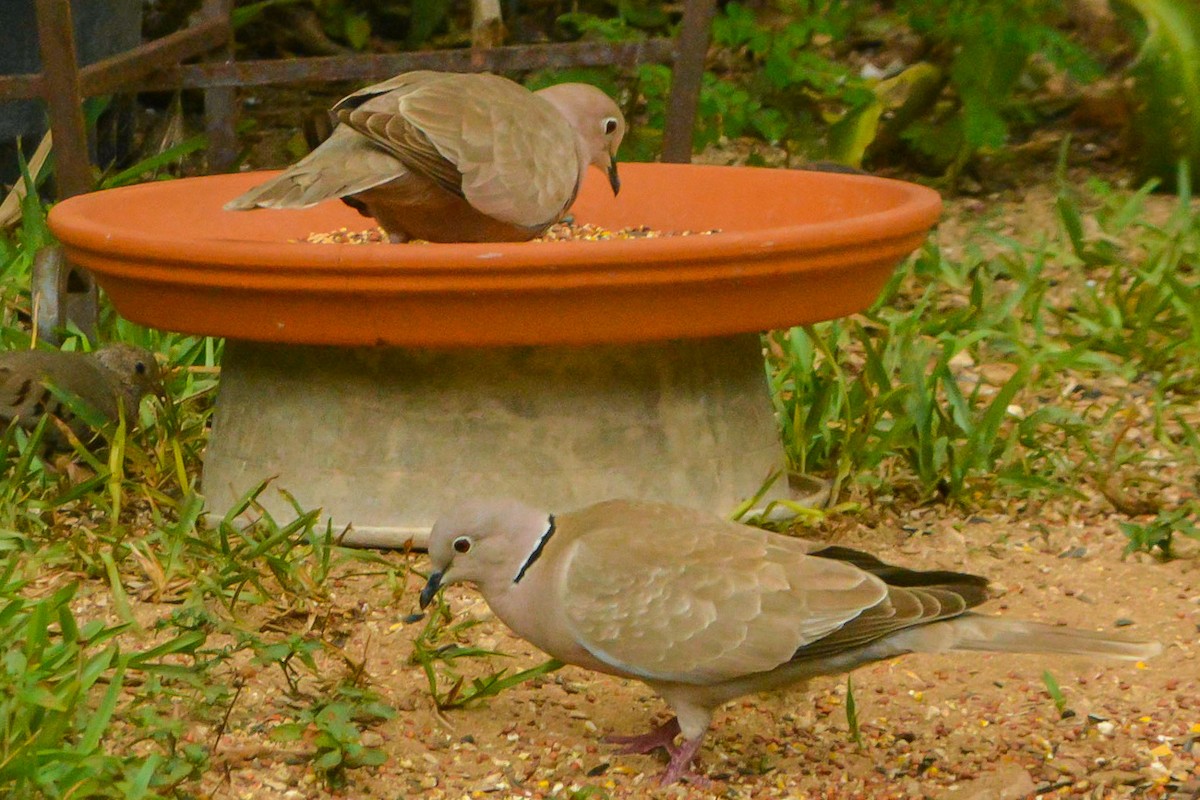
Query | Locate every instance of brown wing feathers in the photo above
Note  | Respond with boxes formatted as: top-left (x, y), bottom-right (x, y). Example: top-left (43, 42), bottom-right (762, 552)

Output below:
top-left (791, 546), bottom-right (991, 661)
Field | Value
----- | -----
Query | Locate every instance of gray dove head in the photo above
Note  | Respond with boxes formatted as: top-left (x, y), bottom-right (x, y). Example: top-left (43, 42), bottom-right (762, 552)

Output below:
top-left (534, 83), bottom-right (626, 196)
top-left (420, 497), bottom-right (555, 608)
top-left (93, 344), bottom-right (165, 404)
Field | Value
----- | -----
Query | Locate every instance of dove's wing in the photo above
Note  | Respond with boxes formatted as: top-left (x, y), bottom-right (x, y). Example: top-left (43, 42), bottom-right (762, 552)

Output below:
top-left (335, 71), bottom-right (580, 227)
top-left (558, 504), bottom-right (888, 684)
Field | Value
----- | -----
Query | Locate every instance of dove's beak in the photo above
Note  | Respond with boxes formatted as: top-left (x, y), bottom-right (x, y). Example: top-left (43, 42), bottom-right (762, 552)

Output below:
top-left (419, 571), bottom-right (443, 609)
top-left (607, 158), bottom-right (620, 196)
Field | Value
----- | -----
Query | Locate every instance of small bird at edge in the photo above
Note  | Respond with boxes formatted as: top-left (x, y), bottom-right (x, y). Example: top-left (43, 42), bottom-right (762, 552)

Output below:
top-left (0, 343), bottom-right (163, 447)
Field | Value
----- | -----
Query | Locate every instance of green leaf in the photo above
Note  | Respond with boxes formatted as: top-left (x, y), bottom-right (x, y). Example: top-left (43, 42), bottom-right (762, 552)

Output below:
top-left (230, 0), bottom-right (305, 29)
top-left (845, 675), bottom-right (863, 748)
top-left (21, 683), bottom-right (67, 711)
top-left (959, 94), bottom-right (1009, 150)
top-left (15, 142), bottom-right (51, 250)
top-left (100, 134), bottom-right (208, 189)
top-left (437, 658), bottom-right (564, 709)
top-left (356, 748), bottom-right (387, 766)
top-left (408, 0), bottom-right (449, 47)
top-left (618, 0), bottom-right (669, 29)
top-left (80, 660), bottom-right (125, 751)
top-left (343, 13), bottom-right (371, 51)
top-left (1117, 0), bottom-right (1200, 189)
top-left (828, 98), bottom-right (883, 168)
top-left (268, 722), bottom-right (309, 742)
top-left (125, 753), bottom-right (162, 799)
top-left (1042, 670), bottom-right (1068, 715)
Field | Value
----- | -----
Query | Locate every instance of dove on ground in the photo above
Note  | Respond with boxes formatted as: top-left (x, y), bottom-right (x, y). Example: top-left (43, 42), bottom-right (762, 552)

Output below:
top-left (0, 344), bottom-right (163, 446)
top-left (420, 498), bottom-right (1163, 786)
top-left (224, 71), bottom-right (626, 243)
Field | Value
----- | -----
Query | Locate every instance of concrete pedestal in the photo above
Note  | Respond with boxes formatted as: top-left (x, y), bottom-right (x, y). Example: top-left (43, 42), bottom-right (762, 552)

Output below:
top-left (202, 335), bottom-right (790, 548)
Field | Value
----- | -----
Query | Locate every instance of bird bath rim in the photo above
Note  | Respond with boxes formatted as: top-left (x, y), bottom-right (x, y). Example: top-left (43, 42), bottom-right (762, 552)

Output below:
top-left (48, 163), bottom-right (942, 346)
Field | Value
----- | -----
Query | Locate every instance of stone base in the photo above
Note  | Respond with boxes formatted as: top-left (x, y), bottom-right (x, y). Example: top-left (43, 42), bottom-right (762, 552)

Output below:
top-left (202, 335), bottom-right (790, 549)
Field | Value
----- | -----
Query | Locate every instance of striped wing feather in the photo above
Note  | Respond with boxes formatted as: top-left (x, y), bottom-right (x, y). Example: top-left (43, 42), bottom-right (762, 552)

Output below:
top-left (222, 125), bottom-right (404, 210)
top-left (790, 544), bottom-right (990, 661)
top-left (560, 502), bottom-right (993, 684)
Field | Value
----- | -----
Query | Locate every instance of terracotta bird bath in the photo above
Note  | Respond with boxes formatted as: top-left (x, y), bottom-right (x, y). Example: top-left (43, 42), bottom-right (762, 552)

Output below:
top-left (48, 163), bottom-right (940, 548)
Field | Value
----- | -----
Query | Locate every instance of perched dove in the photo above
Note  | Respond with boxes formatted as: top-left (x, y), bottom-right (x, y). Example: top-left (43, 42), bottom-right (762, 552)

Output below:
top-left (224, 71), bottom-right (626, 243)
top-left (0, 344), bottom-right (163, 446)
top-left (420, 498), bottom-right (1163, 785)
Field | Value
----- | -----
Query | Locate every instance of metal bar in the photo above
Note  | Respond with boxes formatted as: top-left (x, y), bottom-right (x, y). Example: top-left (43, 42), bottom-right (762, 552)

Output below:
top-left (0, 17), bottom-right (228, 102)
top-left (135, 40), bottom-right (678, 91)
top-left (36, 0), bottom-right (92, 198)
top-left (662, 0), bottom-right (717, 163)
top-left (79, 17), bottom-right (230, 97)
top-left (0, 73), bottom-right (44, 100)
top-left (199, 0), bottom-right (238, 171)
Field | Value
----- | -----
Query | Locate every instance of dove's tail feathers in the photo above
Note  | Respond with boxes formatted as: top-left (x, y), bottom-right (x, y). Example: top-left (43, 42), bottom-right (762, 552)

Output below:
top-left (936, 615), bottom-right (1162, 661)
top-left (223, 172), bottom-right (320, 210)
top-left (222, 126), bottom-right (403, 211)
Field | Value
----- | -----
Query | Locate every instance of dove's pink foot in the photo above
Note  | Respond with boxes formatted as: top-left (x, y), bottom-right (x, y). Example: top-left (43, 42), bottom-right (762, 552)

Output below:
top-left (660, 735), bottom-right (709, 787)
top-left (604, 717), bottom-right (680, 754)
top-left (605, 719), bottom-right (709, 786)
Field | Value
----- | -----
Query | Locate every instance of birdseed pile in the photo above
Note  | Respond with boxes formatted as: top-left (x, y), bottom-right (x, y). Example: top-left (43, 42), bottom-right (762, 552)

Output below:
top-left (303, 221), bottom-right (720, 244)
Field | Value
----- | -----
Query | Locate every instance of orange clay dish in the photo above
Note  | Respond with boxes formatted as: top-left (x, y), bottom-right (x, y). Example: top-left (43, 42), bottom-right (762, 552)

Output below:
top-left (47, 163), bottom-right (941, 348)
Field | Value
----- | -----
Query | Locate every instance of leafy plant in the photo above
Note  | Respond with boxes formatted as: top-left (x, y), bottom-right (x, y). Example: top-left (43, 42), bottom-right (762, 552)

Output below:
top-left (861, 1), bottom-right (1091, 179)
top-left (1115, 0), bottom-right (1200, 190)
top-left (767, 255), bottom-right (1049, 502)
top-left (1056, 162), bottom-right (1200, 392)
top-left (314, 0), bottom-right (373, 49)
top-left (0, 576), bottom-right (209, 798)
top-left (549, 0), bottom-right (1108, 172)
top-left (0, 169), bottom-right (415, 795)
top-left (1042, 669), bottom-right (1070, 716)
top-left (233, 0), bottom-right (447, 51)
top-left (410, 588), bottom-right (563, 710)
top-left (845, 675), bottom-right (863, 748)
top-left (268, 689), bottom-right (394, 789)
top-left (1119, 504), bottom-right (1200, 557)
top-left (706, 1), bottom-right (871, 153)
top-left (770, 161), bottom-right (1200, 503)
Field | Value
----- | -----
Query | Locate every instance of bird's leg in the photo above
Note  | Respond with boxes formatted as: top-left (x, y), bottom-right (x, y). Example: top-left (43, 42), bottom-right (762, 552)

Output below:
top-left (656, 698), bottom-right (713, 786)
top-left (604, 716), bottom-right (710, 786)
top-left (603, 717), bottom-right (680, 754)
top-left (660, 734), bottom-right (708, 787)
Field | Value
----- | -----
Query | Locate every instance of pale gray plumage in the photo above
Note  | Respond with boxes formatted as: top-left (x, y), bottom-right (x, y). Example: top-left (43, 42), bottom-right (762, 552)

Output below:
top-left (224, 71), bottom-right (626, 243)
top-left (0, 344), bottom-right (162, 446)
top-left (420, 497), bottom-right (1163, 785)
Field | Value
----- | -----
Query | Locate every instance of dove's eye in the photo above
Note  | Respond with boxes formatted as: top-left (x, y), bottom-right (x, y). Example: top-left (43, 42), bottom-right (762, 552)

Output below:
top-left (602, 117), bottom-right (619, 136)
top-left (453, 536), bottom-right (472, 554)
top-left (134, 362), bottom-right (147, 375)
